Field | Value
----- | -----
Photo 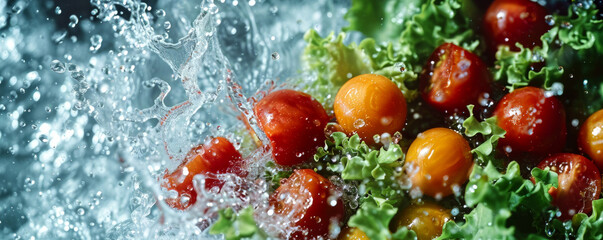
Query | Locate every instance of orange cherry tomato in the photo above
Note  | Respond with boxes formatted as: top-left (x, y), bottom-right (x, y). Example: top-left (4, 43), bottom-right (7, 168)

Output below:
top-left (338, 227), bottom-right (369, 240)
top-left (254, 89), bottom-right (330, 166)
top-left (578, 109), bottom-right (603, 170)
top-left (270, 169), bottom-right (345, 240)
top-left (534, 153), bottom-right (602, 220)
top-left (419, 43), bottom-right (491, 115)
top-left (404, 128), bottom-right (473, 198)
top-left (483, 0), bottom-right (551, 52)
top-left (493, 87), bottom-right (567, 157)
top-left (334, 74), bottom-right (407, 145)
top-left (162, 137), bottom-right (244, 210)
top-left (391, 202), bottom-right (452, 240)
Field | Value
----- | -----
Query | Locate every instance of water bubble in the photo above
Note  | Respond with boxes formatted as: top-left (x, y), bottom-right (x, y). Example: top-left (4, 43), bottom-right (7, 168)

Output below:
top-left (33, 91), bottom-right (40, 101)
top-left (76, 208), bottom-right (85, 216)
top-left (155, 9), bottom-right (166, 17)
top-left (24, 177), bottom-right (35, 186)
top-left (67, 63), bottom-right (78, 72)
top-left (90, 35), bottom-right (103, 52)
top-left (71, 71), bottom-right (85, 81)
top-left (91, 8), bottom-right (98, 15)
top-left (69, 15), bottom-right (79, 28)
top-left (45, 106), bottom-right (52, 113)
top-left (163, 21), bottom-right (171, 30)
top-left (50, 60), bottom-right (65, 73)
top-left (269, 6), bottom-right (279, 14)
top-left (271, 52), bottom-right (280, 60)
top-left (54, 6), bottom-right (62, 15)
top-left (11, 4), bottom-right (23, 14)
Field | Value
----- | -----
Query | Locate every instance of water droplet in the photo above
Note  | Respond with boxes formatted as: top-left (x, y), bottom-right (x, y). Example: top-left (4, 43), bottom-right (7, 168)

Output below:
top-left (155, 9), bottom-right (166, 17)
top-left (67, 63), bottom-right (78, 72)
top-left (91, 8), bottom-right (98, 15)
top-left (11, 4), bottom-right (23, 14)
top-left (71, 71), bottom-right (85, 81)
top-left (50, 60), bottom-right (65, 73)
top-left (271, 52), bottom-right (280, 60)
top-left (545, 15), bottom-right (555, 26)
top-left (90, 35), bottom-right (103, 52)
top-left (77, 208), bottom-right (85, 215)
top-left (68, 15), bottom-right (79, 28)
top-left (54, 6), bottom-right (62, 15)
top-left (180, 194), bottom-right (191, 207)
top-left (353, 119), bottom-right (365, 128)
top-left (269, 6), bottom-right (278, 14)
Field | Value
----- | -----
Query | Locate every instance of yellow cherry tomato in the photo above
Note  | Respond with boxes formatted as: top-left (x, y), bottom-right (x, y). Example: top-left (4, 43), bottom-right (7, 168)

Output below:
top-left (337, 227), bottom-right (369, 240)
top-left (403, 128), bottom-right (473, 198)
top-left (579, 109), bottom-right (603, 170)
top-left (392, 202), bottom-right (452, 240)
top-left (334, 74), bottom-right (407, 145)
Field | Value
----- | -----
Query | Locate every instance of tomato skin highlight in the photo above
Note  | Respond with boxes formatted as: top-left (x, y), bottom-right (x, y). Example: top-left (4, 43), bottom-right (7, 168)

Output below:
top-left (404, 128), bottom-right (473, 198)
top-left (419, 43), bottom-right (491, 115)
top-left (578, 109), bottom-right (603, 170)
top-left (392, 202), bottom-right (452, 240)
top-left (334, 74), bottom-right (407, 145)
top-left (270, 169), bottom-right (345, 240)
top-left (534, 153), bottom-right (602, 221)
top-left (162, 137), bottom-right (244, 210)
top-left (493, 87), bottom-right (567, 157)
top-left (254, 89), bottom-right (330, 166)
top-left (483, 0), bottom-right (551, 52)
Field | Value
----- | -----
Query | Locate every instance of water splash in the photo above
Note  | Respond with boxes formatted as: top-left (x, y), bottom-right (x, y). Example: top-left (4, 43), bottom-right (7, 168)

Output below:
top-left (0, 0), bottom-right (350, 238)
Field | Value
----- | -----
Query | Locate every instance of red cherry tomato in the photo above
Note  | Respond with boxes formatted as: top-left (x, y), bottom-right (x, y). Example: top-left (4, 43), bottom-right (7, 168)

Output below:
top-left (254, 89), bottom-right (330, 166)
top-left (534, 153), bottom-right (601, 220)
top-left (483, 0), bottom-right (551, 52)
top-left (419, 43), bottom-right (491, 114)
top-left (162, 137), bottom-right (245, 210)
top-left (270, 169), bottom-right (345, 240)
top-left (578, 109), bottom-right (603, 170)
top-left (493, 87), bottom-right (566, 157)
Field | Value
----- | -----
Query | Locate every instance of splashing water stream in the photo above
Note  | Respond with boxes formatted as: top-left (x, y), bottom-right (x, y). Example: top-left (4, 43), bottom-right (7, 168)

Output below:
top-left (0, 0), bottom-right (349, 239)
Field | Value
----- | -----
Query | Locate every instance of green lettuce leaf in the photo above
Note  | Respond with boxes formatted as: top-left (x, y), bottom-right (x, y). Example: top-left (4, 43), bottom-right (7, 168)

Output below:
top-left (301, 30), bottom-right (418, 108)
top-left (398, 0), bottom-right (482, 66)
top-left (343, 0), bottom-right (423, 43)
top-left (493, 35), bottom-right (564, 91)
top-left (263, 161), bottom-right (293, 192)
top-left (209, 207), bottom-right (265, 240)
top-left (462, 105), bottom-right (506, 166)
top-left (493, 1), bottom-right (603, 112)
top-left (574, 199), bottom-right (603, 239)
top-left (314, 132), bottom-right (404, 181)
top-left (348, 197), bottom-right (417, 240)
top-left (438, 162), bottom-right (558, 239)
top-left (315, 133), bottom-right (409, 239)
